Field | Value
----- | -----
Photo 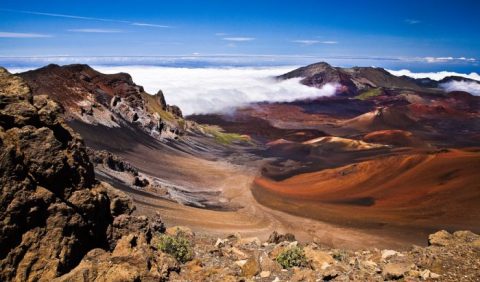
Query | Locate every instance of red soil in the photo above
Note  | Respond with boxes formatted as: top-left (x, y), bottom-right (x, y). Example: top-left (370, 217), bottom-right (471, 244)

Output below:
top-left (253, 149), bottom-right (480, 236)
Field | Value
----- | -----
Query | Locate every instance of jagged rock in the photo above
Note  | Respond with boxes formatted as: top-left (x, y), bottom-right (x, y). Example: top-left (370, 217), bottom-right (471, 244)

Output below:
top-left (87, 148), bottom-right (138, 176)
top-left (167, 104), bottom-right (183, 118)
top-left (382, 262), bottom-right (410, 280)
top-left (109, 213), bottom-right (165, 250)
top-left (267, 231), bottom-right (296, 244)
top-left (420, 269), bottom-right (440, 280)
top-left (428, 230), bottom-right (453, 246)
top-left (240, 256), bottom-right (260, 278)
top-left (259, 270), bottom-right (271, 278)
top-left (291, 268), bottom-right (316, 282)
top-left (259, 252), bottom-right (282, 272)
top-left (236, 236), bottom-right (261, 247)
top-left (226, 246), bottom-right (249, 260)
top-left (55, 233), bottom-right (179, 281)
top-left (165, 226), bottom-right (195, 240)
top-left (360, 260), bottom-right (379, 273)
top-left (133, 176), bottom-right (150, 187)
top-left (215, 238), bottom-right (229, 248)
top-left (303, 245), bottom-right (335, 270)
top-left (98, 182), bottom-right (135, 216)
top-left (0, 68), bottom-right (112, 281)
top-left (381, 249), bottom-right (400, 260)
top-left (0, 68), bottom-right (173, 281)
top-left (154, 90), bottom-right (167, 110)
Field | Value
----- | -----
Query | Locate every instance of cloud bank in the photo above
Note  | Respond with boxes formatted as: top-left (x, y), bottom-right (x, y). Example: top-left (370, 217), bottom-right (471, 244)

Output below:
top-left (439, 81), bottom-right (480, 96)
top-left (387, 69), bottom-right (480, 81)
top-left (387, 69), bottom-right (480, 96)
top-left (94, 66), bottom-right (338, 115)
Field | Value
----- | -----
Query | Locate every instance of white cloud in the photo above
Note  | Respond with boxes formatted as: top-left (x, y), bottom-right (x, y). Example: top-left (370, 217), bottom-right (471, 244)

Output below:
top-left (293, 40), bottom-right (319, 45)
top-left (320, 41), bottom-right (338, 44)
top-left (93, 66), bottom-right (338, 115)
top-left (386, 69), bottom-right (480, 81)
top-left (292, 40), bottom-right (338, 45)
top-left (67, 28), bottom-right (122, 33)
top-left (405, 19), bottom-right (421, 24)
top-left (223, 37), bottom-right (255, 42)
top-left (0, 31), bottom-right (52, 38)
top-left (1, 8), bottom-right (169, 28)
top-left (131, 22), bottom-right (170, 28)
top-left (422, 56), bottom-right (476, 63)
top-left (439, 81), bottom-right (480, 96)
top-left (387, 69), bottom-right (480, 95)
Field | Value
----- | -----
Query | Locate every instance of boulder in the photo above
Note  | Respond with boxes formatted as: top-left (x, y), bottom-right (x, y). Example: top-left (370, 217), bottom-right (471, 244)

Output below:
top-left (165, 226), bottom-right (195, 240)
top-left (259, 252), bottom-right (282, 272)
top-left (291, 268), bottom-right (316, 282)
top-left (267, 231), bottom-right (296, 244)
top-left (381, 249), bottom-right (399, 260)
top-left (55, 233), bottom-right (179, 281)
top-left (382, 262), bottom-right (410, 280)
top-left (428, 230), bottom-right (453, 247)
top-left (240, 256), bottom-right (260, 278)
top-left (303, 245), bottom-right (336, 270)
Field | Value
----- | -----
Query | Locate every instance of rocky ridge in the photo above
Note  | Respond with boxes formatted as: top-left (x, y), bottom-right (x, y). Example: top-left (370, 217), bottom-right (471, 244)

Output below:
top-left (19, 64), bottom-right (185, 140)
top-left (0, 67), bottom-right (176, 281)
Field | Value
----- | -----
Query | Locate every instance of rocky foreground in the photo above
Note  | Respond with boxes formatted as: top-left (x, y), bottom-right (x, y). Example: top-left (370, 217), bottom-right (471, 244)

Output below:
top-left (0, 67), bottom-right (479, 281)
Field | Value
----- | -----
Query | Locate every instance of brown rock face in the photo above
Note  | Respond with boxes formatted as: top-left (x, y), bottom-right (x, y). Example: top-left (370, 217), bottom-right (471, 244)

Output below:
top-left (55, 233), bottom-right (179, 282)
top-left (19, 64), bottom-right (140, 110)
top-left (0, 67), bottom-right (114, 280)
top-left (0, 68), bottom-right (171, 281)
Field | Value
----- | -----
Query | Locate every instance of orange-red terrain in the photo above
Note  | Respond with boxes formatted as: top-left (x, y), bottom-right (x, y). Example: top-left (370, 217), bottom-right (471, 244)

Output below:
top-left (253, 149), bottom-right (480, 234)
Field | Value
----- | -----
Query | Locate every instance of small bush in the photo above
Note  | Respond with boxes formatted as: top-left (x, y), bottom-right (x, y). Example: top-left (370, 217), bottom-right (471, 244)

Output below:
top-left (275, 246), bottom-right (308, 269)
top-left (157, 233), bottom-right (193, 263)
top-left (332, 250), bottom-right (347, 262)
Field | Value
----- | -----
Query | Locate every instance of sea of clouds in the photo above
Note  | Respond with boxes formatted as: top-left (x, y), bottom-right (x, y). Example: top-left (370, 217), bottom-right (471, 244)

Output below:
top-left (94, 66), bottom-right (339, 115)
top-left (7, 65), bottom-right (480, 115)
top-left (387, 69), bottom-right (480, 96)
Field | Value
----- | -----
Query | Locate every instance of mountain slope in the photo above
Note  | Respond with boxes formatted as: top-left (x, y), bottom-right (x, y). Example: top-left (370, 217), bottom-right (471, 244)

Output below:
top-left (278, 62), bottom-right (424, 95)
top-left (19, 64), bottom-right (184, 140)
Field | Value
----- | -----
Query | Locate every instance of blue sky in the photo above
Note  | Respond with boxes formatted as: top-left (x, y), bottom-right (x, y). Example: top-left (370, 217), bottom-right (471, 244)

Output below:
top-left (0, 0), bottom-right (479, 72)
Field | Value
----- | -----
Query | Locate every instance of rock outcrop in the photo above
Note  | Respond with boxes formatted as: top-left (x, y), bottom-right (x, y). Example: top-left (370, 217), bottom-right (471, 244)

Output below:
top-left (19, 64), bottom-right (184, 139)
top-left (0, 68), bottom-right (174, 281)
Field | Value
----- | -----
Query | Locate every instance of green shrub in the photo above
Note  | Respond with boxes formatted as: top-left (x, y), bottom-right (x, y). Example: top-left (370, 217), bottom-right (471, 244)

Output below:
top-left (275, 246), bottom-right (308, 269)
top-left (157, 233), bottom-right (193, 263)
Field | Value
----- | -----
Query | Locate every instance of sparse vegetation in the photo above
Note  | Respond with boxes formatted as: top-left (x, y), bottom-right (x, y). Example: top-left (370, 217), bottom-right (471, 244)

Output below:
top-left (157, 233), bottom-right (193, 263)
top-left (355, 88), bottom-right (383, 100)
top-left (332, 250), bottom-right (348, 262)
top-left (276, 246), bottom-right (308, 269)
top-left (202, 125), bottom-right (250, 145)
top-left (141, 92), bottom-right (177, 122)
